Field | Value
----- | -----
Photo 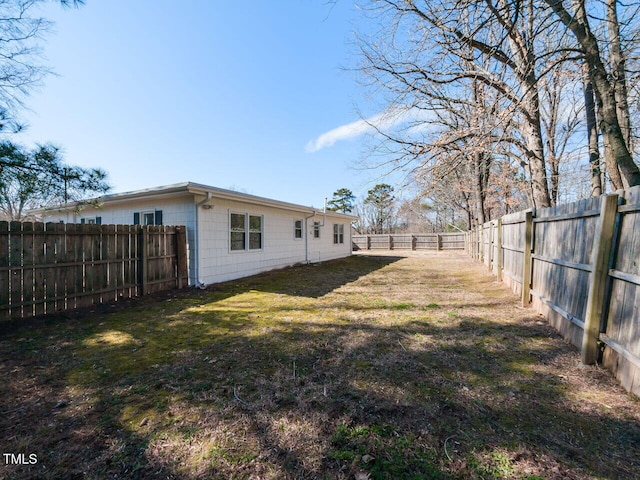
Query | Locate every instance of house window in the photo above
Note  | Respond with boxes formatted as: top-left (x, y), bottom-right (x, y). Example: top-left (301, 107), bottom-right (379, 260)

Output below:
top-left (333, 223), bottom-right (344, 244)
top-left (134, 210), bottom-right (163, 225)
top-left (249, 215), bottom-right (263, 250)
top-left (230, 213), bottom-right (263, 251)
top-left (294, 220), bottom-right (303, 239)
top-left (313, 222), bottom-right (320, 239)
top-left (230, 213), bottom-right (246, 251)
top-left (80, 216), bottom-right (101, 225)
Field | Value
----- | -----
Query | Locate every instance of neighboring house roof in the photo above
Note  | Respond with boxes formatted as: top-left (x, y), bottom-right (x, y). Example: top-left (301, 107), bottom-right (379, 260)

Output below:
top-left (29, 182), bottom-right (358, 220)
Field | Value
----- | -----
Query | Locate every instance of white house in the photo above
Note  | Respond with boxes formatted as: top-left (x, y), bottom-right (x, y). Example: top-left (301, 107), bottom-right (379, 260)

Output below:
top-left (32, 182), bottom-right (356, 286)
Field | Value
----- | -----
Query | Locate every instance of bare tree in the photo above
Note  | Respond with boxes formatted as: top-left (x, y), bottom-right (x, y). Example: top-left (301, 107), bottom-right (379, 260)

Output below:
top-left (0, 0), bottom-right (84, 132)
top-left (539, 62), bottom-right (584, 205)
top-left (543, 0), bottom-right (640, 189)
top-left (357, 0), bottom-right (569, 210)
top-left (582, 62), bottom-right (602, 196)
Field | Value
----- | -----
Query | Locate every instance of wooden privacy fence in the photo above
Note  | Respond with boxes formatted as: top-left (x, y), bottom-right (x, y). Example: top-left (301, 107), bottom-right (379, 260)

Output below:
top-left (467, 185), bottom-right (640, 396)
top-left (353, 232), bottom-right (466, 251)
top-left (0, 222), bottom-right (189, 321)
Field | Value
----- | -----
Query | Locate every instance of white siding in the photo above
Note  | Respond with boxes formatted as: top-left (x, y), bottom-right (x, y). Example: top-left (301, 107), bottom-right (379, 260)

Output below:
top-left (37, 190), bottom-right (353, 287)
top-left (39, 195), bottom-right (195, 227)
top-left (305, 213), bottom-right (352, 264)
top-left (196, 199), bottom-right (352, 285)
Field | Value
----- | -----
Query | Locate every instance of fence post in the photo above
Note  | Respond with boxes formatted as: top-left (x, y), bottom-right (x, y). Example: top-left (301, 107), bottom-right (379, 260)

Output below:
top-left (389, 234), bottom-right (393, 250)
top-left (472, 227), bottom-right (478, 262)
top-left (489, 221), bottom-right (494, 270)
top-left (478, 226), bottom-right (483, 262)
top-left (175, 226), bottom-right (188, 288)
top-left (436, 233), bottom-right (441, 251)
top-left (474, 228), bottom-right (478, 260)
top-left (367, 235), bottom-right (371, 250)
top-left (522, 211), bottom-right (533, 307)
top-left (496, 218), bottom-right (503, 282)
top-left (412, 234), bottom-right (416, 250)
top-left (582, 194), bottom-right (619, 365)
top-left (140, 227), bottom-right (149, 296)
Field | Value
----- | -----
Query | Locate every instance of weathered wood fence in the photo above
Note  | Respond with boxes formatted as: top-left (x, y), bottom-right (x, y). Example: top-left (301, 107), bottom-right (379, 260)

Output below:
top-left (468, 186), bottom-right (640, 396)
top-left (0, 222), bottom-right (189, 321)
top-left (353, 232), bottom-right (466, 251)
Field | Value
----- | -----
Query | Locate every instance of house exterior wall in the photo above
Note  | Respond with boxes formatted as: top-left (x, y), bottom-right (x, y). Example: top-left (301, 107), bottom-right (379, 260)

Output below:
top-left (36, 188), bottom-right (353, 287)
top-left (41, 195), bottom-right (195, 227)
top-left (305, 213), bottom-right (353, 264)
top-left (194, 197), bottom-right (352, 285)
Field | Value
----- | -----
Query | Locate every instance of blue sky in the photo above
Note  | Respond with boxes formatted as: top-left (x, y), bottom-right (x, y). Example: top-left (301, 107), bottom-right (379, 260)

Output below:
top-left (15, 0), bottom-right (398, 209)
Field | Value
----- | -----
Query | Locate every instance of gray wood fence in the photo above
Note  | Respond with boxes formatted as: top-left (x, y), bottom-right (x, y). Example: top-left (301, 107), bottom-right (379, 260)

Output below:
top-left (468, 186), bottom-right (640, 396)
top-left (0, 222), bottom-right (189, 321)
top-left (352, 232), bottom-right (466, 251)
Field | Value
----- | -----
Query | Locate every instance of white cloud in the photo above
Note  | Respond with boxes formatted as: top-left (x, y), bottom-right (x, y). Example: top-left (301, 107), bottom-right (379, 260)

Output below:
top-left (305, 107), bottom-right (433, 153)
top-left (305, 115), bottom-right (378, 153)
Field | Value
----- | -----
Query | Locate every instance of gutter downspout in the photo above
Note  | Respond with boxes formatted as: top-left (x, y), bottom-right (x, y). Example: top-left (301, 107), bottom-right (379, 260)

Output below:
top-left (193, 192), bottom-right (212, 287)
top-left (304, 209), bottom-right (315, 264)
top-left (304, 198), bottom-right (327, 264)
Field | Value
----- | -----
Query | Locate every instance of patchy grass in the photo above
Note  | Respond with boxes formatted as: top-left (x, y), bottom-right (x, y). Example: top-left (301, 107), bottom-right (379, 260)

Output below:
top-left (1, 251), bottom-right (639, 479)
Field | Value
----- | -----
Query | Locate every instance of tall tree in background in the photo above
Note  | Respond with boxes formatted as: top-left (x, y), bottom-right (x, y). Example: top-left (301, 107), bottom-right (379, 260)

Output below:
top-left (364, 183), bottom-right (395, 233)
top-left (357, 0), bottom-right (640, 225)
top-left (0, 0), bottom-right (84, 132)
top-left (327, 188), bottom-right (355, 213)
top-left (0, 141), bottom-right (109, 220)
top-left (582, 62), bottom-right (602, 197)
top-left (539, 63), bottom-right (584, 206)
top-left (543, 0), bottom-right (640, 189)
top-left (358, 0), bottom-right (561, 210)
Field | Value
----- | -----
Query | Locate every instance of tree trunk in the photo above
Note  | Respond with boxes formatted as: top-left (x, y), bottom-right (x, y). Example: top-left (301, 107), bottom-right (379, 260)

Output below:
top-left (501, 0), bottom-right (551, 209)
top-left (545, 0), bottom-right (640, 189)
top-left (607, 0), bottom-right (632, 153)
top-left (472, 80), bottom-right (489, 223)
top-left (522, 92), bottom-right (551, 209)
top-left (473, 152), bottom-right (487, 224)
top-left (582, 62), bottom-right (602, 197)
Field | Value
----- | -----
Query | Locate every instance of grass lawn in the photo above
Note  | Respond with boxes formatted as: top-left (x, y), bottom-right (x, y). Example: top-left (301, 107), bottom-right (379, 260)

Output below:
top-left (1, 251), bottom-right (639, 479)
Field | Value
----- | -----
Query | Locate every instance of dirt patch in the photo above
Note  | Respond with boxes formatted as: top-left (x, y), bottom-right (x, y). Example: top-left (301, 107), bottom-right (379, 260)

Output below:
top-left (1, 251), bottom-right (638, 479)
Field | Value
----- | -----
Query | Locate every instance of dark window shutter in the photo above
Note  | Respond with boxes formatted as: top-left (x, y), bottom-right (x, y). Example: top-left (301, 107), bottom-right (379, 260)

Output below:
top-left (155, 210), bottom-right (163, 226)
top-left (80, 218), bottom-right (85, 224)
top-left (133, 212), bottom-right (140, 225)
top-left (96, 216), bottom-right (102, 225)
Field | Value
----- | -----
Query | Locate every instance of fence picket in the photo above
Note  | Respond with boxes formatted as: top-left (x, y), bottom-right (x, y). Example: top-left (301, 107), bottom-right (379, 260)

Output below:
top-left (0, 223), bottom-right (188, 322)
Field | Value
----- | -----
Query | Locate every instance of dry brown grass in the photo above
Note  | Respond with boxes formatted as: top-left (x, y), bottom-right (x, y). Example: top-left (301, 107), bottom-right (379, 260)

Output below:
top-left (1, 251), bottom-right (639, 479)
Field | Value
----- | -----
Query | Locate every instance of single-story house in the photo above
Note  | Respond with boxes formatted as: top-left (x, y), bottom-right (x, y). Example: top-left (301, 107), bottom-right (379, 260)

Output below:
top-left (31, 182), bottom-right (357, 286)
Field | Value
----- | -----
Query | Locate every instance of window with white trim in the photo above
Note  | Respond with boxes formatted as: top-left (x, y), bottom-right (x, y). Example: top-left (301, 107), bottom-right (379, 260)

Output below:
top-left (294, 220), bottom-right (303, 239)
top-left (249, 215), bottom-right (262, 250)
top-left (313, 222), bottom-right (320, 239)
top-left (230, 213), bottom-right (263, 251)
top-left (333, 223), bottom-right (344, 244)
